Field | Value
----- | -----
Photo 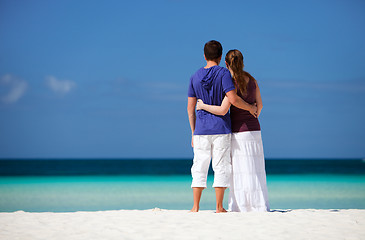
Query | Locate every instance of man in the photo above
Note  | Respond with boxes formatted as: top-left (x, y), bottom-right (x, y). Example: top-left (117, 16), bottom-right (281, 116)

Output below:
top-left (187, 40), bottom-right (257, 213)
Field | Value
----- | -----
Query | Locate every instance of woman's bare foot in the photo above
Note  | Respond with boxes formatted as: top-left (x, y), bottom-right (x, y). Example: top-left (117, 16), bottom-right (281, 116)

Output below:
top-left (216, 208), bottom-right (227, 213)
top-left (189, 206), bottom-right (199, 212)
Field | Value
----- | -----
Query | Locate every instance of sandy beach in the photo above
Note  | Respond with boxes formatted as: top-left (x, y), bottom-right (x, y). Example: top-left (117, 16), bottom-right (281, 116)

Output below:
top-left (0, 209), bottom-right (364, 240)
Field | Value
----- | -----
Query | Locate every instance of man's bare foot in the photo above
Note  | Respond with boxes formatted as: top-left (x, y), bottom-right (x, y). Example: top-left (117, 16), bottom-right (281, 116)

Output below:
top-left (216, 208), bottom-right (227, 213)
top-left (189, 206), bottom-right (199, 212)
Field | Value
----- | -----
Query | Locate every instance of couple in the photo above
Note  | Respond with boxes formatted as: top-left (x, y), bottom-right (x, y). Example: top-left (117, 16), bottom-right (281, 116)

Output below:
top-left (187, 40), bottom-right (269, 213)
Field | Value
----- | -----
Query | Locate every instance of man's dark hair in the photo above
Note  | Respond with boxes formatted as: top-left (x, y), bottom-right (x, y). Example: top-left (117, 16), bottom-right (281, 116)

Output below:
top-left (204, 40), bottom-right (223, 61)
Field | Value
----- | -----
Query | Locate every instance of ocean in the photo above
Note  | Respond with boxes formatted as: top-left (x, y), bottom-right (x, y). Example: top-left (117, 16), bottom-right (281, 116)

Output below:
top-left (0, 159), bottom-right (364, 212)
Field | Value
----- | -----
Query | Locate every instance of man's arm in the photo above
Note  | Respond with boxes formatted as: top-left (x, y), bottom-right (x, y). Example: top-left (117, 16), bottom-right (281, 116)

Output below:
top-left (187, 97), bottom-right (197, 147)
top-left (226, 90), bottom-right (257, 118)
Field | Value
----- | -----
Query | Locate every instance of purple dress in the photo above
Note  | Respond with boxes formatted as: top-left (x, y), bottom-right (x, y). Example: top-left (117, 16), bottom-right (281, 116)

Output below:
top-left (230, 78), bottom-right (260, 133)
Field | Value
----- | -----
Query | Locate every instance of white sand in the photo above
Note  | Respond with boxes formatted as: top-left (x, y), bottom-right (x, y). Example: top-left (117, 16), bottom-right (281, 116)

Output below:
top-left (0, 209), bottom-right (364, 240)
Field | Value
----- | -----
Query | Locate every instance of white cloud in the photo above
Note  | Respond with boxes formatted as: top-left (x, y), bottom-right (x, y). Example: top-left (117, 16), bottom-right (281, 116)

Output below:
top-left (45, 76), bottom-right (76, 94)
top-left (0, 74), bottom-right (28, 104)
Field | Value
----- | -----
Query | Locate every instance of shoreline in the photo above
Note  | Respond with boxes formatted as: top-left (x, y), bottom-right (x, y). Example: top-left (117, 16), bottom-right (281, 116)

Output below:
top-left (1, 209), bottom-right (364, 240)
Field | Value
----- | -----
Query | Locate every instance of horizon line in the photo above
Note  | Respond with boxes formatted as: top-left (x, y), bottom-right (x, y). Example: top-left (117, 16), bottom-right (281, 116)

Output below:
top-left (0, 158), bottom-right (364, 161)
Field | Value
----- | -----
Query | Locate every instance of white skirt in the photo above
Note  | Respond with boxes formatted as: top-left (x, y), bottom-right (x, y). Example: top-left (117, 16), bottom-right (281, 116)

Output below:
top-left (228, 131), bottom-right (270, 212)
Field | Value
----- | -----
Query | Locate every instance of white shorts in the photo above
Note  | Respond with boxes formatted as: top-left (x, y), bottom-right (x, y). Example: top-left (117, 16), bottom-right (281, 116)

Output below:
top-left (191, 134), bottom-right (232, 188)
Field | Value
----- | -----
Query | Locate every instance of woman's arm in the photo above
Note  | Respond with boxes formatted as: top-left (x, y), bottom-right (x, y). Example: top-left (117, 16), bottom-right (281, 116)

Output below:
top-left (196, 96), bottom-right (231, 116)
top-left (255, 81), bottom-right (263, 117)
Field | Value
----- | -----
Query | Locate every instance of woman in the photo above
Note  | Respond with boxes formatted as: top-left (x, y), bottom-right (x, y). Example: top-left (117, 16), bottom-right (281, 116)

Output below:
top-left (196, 49), bottom-right (270, 212)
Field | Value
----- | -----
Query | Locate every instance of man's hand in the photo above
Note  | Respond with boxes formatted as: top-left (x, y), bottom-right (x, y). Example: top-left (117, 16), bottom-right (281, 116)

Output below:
top-left (250, 103), bottom-right (258, 118)
top-left (191, 135), bottom-right (194, 148)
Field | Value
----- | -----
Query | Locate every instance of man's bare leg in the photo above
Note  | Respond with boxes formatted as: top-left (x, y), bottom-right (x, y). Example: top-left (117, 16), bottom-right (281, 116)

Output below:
top-left (215, 187), bottom-right (227, 213)
top-left (190, 187), bottom-right (204, 212)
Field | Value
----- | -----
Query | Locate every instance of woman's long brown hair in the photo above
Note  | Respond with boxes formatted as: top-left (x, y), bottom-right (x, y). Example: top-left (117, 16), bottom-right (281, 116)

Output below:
top-left (225, 49), bottom-right (256, 96)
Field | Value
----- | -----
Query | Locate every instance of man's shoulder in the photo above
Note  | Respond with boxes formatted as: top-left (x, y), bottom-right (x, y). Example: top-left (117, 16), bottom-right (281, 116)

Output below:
top-left (217, 66), bottom-right (230, 76)
top-left (191, 66), bottom-right (230, 77)
top-left (211, 66), bottom-right (231, 78)
top-left (190, 67), bottom-right (204, 79)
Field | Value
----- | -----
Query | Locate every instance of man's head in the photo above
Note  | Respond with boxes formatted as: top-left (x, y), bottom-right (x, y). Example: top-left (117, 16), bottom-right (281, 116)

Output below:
top-left (204, 40), bottom-right (222, 63)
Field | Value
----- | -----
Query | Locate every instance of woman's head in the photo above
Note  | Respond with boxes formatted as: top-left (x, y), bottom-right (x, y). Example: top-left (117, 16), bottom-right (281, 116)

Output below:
top-left (225, 49), bottom-right (244, 73)
top-left (225, 49), bottom-right (255, 96)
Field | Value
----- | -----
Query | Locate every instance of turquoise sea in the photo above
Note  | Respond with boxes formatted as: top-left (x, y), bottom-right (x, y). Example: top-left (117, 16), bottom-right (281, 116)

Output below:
top-left (0, 159), bottom-right (364, 212)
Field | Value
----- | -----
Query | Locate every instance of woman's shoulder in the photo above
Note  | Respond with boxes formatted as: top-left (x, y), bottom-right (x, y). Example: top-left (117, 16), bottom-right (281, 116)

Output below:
top-left (244, 71), bottom-right (257, 84)
top-left (247, 76), bottom-right (256, 88)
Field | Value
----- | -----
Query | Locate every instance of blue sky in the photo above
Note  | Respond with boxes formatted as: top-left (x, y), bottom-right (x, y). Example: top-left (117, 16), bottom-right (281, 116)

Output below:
top-left (0, 0), bottom-right (364, 159)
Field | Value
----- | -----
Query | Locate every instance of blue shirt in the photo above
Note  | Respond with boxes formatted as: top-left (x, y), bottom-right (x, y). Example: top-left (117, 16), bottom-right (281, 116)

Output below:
top-left (188, 65), bottom-right (235, 135)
